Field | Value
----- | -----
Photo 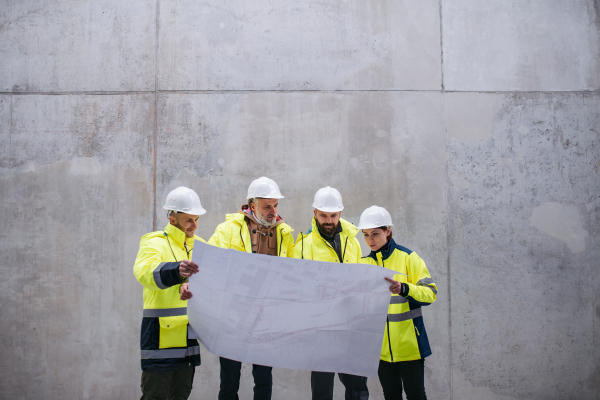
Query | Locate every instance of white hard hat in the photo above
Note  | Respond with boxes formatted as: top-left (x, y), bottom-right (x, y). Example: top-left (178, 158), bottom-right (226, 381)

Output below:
top-left (246, 177), bottom-right (284, 199)
top-left (163, 186), bottom-right (206, 216)
top-left (312, 186), bottom-right (344, 212)
top-left (357, 205), bottom-right (393, 229)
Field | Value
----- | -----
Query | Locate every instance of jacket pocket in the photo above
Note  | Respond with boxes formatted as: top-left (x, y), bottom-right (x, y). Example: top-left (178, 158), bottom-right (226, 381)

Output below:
top-left (158, 315), bottom-right (188, 349)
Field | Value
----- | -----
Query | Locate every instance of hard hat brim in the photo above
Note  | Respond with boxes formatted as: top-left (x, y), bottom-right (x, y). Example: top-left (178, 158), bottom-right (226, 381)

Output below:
top-left (246, 195), bottom-right (285, 200)
top-left (357, 222), bottom-right (393, 230)
top-left (313, 205), bottom-right (344, 212)
top-left (163, 205), bottom-right (207, 216)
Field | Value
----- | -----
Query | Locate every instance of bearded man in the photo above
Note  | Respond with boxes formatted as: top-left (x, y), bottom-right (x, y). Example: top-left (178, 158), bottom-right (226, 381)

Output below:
top-left (292, 186), bottom-right (369, 400)
top-left (207, 176), bottom-right (295, 400)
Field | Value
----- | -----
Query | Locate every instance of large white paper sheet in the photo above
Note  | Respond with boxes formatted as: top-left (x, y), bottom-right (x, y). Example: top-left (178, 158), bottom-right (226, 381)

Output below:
top-left (188, 241), bottom-right (394, 377)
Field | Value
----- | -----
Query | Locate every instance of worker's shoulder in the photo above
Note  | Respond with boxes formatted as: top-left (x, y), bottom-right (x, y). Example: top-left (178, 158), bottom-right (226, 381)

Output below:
top-left (339, 218), bottom-right (359, 238)
top-left (294, 229), bottom-right (315, 246)
top-left (392, 242), bottom-right (415, 256)
top-left (139, 231), bottom-right (167, 247)
top-left (278, 222), bottom-right (294, 235)
top-left (216, 213), bottom-right (245, 230)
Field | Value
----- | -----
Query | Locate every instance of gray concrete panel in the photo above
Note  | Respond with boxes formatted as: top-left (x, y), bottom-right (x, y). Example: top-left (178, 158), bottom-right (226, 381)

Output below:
top-left (0, 94), bottom-right (154, 399)
top-left (158, 0), bottom-right (442, 90)
top-left (0, 1), bottom-right (155, 92)
top-left (157, 92), bottom-right (450, 399)
top-left (442, 0), bottom-right (600, 91)
top-left (447, 92), bottom-right (600, 399)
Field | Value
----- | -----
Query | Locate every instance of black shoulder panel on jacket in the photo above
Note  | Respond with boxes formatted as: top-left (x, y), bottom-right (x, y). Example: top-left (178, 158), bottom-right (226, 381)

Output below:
top-left (394, 243), bottom-right (413, 255)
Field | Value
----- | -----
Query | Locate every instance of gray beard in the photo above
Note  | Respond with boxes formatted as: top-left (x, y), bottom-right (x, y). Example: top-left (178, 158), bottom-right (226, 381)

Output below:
top-left (253, 210), bottom-right (276, 228)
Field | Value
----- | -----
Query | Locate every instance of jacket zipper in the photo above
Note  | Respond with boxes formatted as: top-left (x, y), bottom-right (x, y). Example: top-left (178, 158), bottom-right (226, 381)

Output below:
top-left (322, 235), bottom-right (347, 263)
top-left (382, 257), bottom-right (394, 362)
top-left (183, 241), bottom-right (191, 259)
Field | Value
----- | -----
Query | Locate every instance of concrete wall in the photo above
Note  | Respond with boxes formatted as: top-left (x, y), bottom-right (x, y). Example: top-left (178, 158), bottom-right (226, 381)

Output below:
top-left (0, 1), bottom-right (598, 399)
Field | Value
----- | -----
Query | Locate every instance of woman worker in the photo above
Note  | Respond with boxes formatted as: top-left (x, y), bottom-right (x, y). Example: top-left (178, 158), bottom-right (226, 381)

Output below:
top-left (358, 206), bottom-right (437, 400)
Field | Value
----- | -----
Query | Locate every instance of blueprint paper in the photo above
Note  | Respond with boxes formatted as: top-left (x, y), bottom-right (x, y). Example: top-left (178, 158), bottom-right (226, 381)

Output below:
top-left (187, 241), bottom-right (394, 377)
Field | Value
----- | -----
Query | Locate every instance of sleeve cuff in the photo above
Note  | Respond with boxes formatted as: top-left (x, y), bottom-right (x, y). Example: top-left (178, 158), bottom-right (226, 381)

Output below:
top-left (399, 283), bottom-right (409, 297)
top-left (153, 262), bottom-right (182, 289)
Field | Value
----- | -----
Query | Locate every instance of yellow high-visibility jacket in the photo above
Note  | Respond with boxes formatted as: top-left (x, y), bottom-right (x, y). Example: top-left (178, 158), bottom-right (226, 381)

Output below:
top-left (361, 239), bottom-right (437, 362)
top-left (292, 218), bottom-right (369, 380)
top-left (292, 218), bottom-right (362, 263)
top-left (208, 211), bottom-right (295, 257)
top-left (133, 223), bottom-right (205, 371)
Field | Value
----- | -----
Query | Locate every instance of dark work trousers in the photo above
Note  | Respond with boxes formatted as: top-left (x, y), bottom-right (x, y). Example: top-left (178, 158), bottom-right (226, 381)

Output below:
top-left (140, 366), bottom-right (195, 400)
top-left (378, 359), bottom-right (427, 400)
top-left (311, 371), bottom-right (369, 400)
top-left (218, 357), bottom-right (273, 400)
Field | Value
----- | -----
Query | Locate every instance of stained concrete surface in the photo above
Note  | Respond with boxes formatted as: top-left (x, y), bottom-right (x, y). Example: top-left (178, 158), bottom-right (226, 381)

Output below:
top-left (1, 0), bottom-right (599, 399)
top-left (442, 0), bottom-right (600, 91)
top-left (0, 1), bottom-right (155, 92)
top-left (447, 92), bottom-right (600, 400)
top-left (158, 0), bottom-right (442, 90)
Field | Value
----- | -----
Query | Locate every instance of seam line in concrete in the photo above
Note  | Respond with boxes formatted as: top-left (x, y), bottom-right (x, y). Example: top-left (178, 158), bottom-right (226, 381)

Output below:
top-left (152, 0), bottom-right (160, 232)
top-left (8, 96), bottom-right (12, 176)
top-left (439, 0), bottom-right (445, 92)
top-left (0, 91), bottom-right (156, 95)
top-left (1, 89), bottom-right (598, 95)
top-left (443, 93), bottom-right (453, 400)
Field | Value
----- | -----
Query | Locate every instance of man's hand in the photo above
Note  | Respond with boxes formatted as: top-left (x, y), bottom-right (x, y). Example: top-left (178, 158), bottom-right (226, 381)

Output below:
top-left (385, 277), bottom-right (402, 295)
top-left (180, 282), bottom-right (193, 300)
top-left (179, 259), bottom-right (199, 279)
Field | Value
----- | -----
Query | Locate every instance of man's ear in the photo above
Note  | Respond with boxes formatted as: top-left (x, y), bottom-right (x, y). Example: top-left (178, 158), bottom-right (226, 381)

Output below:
top-left (313, 209), bottom-right (317, 217)
top-left (249, 201), bottom-right (256, 213)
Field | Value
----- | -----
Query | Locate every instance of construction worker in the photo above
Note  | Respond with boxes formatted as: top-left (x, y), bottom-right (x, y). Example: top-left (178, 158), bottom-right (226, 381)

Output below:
top-left (358, 206), bottom-right (437, 400)
top-left (208, 176), bottom-right (295, 400)
top-left (133, 186), bottom-right (206, 400)
top-left (293, 186), bottom-right (369, 400)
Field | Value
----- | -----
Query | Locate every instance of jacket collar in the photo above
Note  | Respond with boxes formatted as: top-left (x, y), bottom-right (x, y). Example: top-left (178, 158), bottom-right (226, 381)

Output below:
top-left (240, 204), bottom-right (284, 230)
top-left (225, 209), bottom-right (293, 233)
top-left (164, 223), bottom-right (195, 248)
top-left (310, 217), bottom-right (358, 240)
top-left (368, 238), bottom-right (396, 261)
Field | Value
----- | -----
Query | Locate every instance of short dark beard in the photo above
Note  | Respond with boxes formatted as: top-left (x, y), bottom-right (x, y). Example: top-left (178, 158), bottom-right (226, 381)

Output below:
top-left (316, 219), bottom-right (337, 238)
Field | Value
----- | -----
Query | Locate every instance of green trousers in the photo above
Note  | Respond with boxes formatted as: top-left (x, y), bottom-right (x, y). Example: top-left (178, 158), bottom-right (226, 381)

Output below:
top-left (140, 367), bottom-right (195, 400)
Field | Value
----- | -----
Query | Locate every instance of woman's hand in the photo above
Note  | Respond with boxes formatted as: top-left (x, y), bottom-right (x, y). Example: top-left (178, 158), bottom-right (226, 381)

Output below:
top-left (385, 277), bottom-right (402, 295)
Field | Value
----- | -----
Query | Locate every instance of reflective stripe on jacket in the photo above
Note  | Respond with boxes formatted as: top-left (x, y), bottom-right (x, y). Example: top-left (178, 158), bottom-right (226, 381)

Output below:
top-left (361, 238), bottom-right (437, 362)
top-left (133, 223), bottom-right (205, 371)
top-left (292, 218), bottom-right (362, 263)
top-left (208, 212), bottom-right (294, 256)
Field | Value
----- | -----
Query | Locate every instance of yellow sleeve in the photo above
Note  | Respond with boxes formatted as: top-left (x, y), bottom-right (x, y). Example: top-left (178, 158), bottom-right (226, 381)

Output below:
top-left (133, 238), bottom-right (181, 290)
top-left (404, 252), bottom-right (437, 305)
